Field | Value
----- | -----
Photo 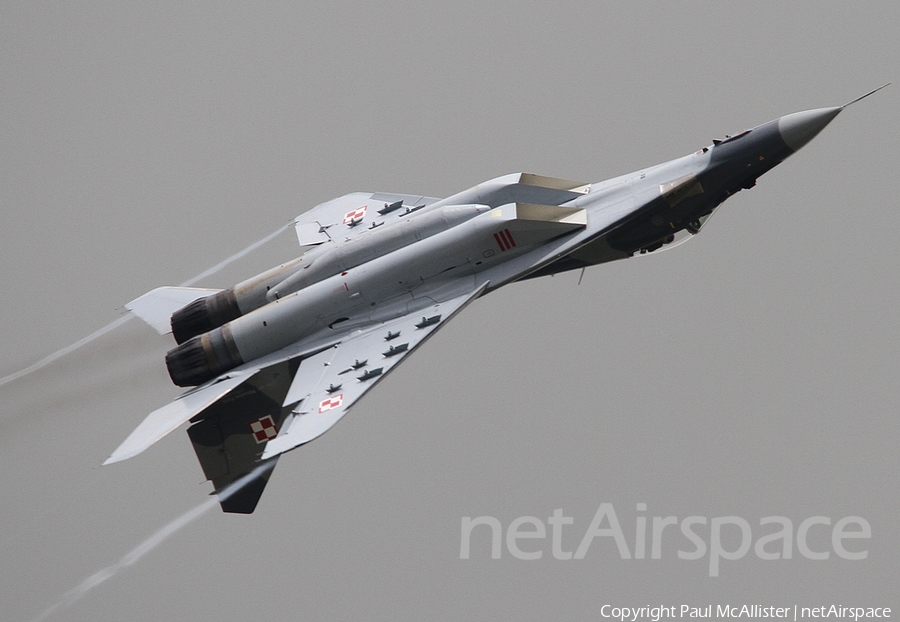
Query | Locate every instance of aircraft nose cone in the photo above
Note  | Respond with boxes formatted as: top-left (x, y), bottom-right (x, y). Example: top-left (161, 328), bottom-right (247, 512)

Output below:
top-left (777, 106), bottom-right (842, 152)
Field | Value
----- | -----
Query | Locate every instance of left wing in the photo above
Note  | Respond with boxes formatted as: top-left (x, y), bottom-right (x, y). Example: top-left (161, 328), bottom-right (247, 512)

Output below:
top-left (293, 191), bottom-right (441, 246)
top-left (260, 281), bottom-right (489, 459)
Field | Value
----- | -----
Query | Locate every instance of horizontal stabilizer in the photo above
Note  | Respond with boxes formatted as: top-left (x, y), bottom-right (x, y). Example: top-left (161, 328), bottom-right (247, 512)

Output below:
top-left (103, 369), bottom-right (256, 465)
top-left (126, 286), bottom-right (223, 334)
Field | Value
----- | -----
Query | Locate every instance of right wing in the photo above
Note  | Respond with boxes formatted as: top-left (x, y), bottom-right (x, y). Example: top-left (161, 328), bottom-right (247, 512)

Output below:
top-left (106, 281), bottom-right (488, 512)
top-left (260, 281), bottom-right (489, 459)
top-left (291, 176), bottom-right (591, 248)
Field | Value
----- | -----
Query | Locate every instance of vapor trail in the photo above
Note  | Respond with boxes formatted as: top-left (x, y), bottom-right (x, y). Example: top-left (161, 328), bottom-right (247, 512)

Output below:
top-left (0, 315), bottom-right (133, 388)
top-left (179, 221), bottom-right (291, 287)
top-left (0, 222), bottom-right (292, 388)
top-left (31, 463), bottom-right (275, 622)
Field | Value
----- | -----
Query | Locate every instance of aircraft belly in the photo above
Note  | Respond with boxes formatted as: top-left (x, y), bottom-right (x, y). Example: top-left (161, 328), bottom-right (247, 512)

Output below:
top-left (225, 171), bottom-right (713, 367)
top-left (109, 95), bottom-right (879, 514)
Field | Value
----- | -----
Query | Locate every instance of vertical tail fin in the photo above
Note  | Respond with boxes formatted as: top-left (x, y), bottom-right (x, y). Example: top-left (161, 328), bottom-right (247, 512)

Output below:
top-left (126, 287), bottom-right (223, 335)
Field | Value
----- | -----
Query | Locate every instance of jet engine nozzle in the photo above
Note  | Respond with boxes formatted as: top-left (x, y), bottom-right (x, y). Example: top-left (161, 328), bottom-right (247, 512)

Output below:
top-left (170, 288), bottom-right (241, 344)
top-left (166, 326), bottom-right (244, 387)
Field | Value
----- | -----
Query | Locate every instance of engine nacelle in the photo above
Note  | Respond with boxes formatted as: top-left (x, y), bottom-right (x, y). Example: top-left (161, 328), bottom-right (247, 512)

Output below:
top-left (165, 272), bottom-right (350, 387)
top-left (170, 289), bottom-right (240, 344)
top-left (166, 325), bottom-right (245, 387)
top-left (165, 200), bottom-right (583, 386)
top-left (169, 257), bottom-right (304, 344)
top-left (266, 204), bottom-right (489, 301)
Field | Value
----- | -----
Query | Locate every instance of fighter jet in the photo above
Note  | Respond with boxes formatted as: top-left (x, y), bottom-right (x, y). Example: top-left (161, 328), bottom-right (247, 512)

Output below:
top-left (106, 87), bottom-right (887, 513)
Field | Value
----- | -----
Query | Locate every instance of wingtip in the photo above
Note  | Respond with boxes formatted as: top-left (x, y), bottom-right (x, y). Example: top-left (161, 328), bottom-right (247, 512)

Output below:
top-left (103, 434), bottom-right (155, 465)
top-left (102, 449), bottom-right (136, 466)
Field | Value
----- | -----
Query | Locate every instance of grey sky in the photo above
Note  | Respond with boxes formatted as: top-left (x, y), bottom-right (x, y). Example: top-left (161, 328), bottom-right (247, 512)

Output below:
top-left (1, 2), bottom-right (897, 620)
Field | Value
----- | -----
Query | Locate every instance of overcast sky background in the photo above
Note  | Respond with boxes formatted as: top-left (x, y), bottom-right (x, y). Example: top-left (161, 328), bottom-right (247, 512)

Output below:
top-left (1, 3), bottom-right (897, 620)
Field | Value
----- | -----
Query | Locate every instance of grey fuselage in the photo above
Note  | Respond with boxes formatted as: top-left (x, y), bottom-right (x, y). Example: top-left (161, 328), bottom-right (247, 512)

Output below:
top-left (165, 107), bottom-right (839, 387)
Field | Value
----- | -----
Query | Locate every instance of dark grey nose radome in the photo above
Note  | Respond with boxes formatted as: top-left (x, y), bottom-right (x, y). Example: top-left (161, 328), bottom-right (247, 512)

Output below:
top-left (777, 106), bottom-right (842, 152)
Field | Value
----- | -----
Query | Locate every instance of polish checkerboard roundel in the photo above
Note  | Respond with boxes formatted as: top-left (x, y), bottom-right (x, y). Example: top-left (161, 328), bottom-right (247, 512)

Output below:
top-left (342, 205), bottom-right (368, 224)
top-left (319, 394), bottom-right (344, 413)
top-left (249, 415), bottom-right (279, 444)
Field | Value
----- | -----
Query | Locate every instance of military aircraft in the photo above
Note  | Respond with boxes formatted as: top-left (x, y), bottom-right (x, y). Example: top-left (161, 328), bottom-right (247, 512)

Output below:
top-left (106, 87), bottom-right (887, 513)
